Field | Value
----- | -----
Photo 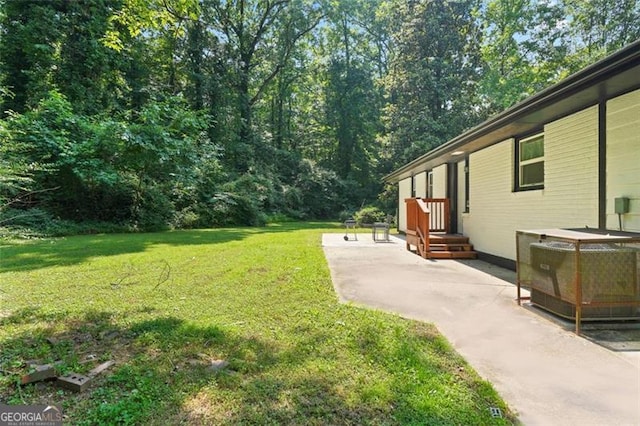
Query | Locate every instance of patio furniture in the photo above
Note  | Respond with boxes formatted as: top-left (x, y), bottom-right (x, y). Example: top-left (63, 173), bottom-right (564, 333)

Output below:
top-left (372, 222), bottom-right (390, 242)
top-left (343, 219), bottom-right (357, 241)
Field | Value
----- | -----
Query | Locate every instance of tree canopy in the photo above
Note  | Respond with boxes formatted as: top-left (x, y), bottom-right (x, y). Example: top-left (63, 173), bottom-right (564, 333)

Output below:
top-left (1, 0), bottom-right (638, 232)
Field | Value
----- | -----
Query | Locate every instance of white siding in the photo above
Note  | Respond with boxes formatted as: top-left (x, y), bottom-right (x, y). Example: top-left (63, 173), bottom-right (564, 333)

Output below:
top-left (544, 105), bottom-right (599, 225)
top-left (432, 165), bottom-right (447, 198)
top-left (414, 172), bottom-right (428, 198)
top-left (457, 160), bottom-right (466, 234)
top-left (398, 177), bottom-right (412, 232)
top-left (606, 89), bottom-right (640, 231)
top-left (463, 106), bottom-right (599, 260)
top-left (463, 142), bottom-right (515, 259)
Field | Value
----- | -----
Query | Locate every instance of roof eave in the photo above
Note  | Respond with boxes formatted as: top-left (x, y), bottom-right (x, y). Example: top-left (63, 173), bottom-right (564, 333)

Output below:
top-left (384, 39), bottom-right (640, 183)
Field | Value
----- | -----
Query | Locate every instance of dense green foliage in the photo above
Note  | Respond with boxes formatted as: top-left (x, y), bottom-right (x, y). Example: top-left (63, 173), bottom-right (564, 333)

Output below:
top-left (381, 0), bottom-right (485, 166)
top-left (1, 0), bottom-right (638, 231)
top-left (353, 205), bottom-right (387, 225)
top-left (0, 224), bottom-right (515, 424)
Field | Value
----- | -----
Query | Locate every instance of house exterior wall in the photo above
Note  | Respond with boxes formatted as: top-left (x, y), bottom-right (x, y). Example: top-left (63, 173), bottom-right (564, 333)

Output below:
top-left (432, 165), bottom-right (447, 198)
top-left (463, 105), bottom-right (599, 260)
top-left (457, 159), bottom-right (466, 234)
top-left (398, 177), bottom-right (412, 232)
top-left (606, 89), bottom-right (640, 232)
top-left (414, 172), bottom-right (428, 198)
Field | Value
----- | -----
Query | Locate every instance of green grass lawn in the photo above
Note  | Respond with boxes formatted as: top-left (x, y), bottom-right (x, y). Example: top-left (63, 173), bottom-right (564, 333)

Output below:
top-left (0, 223), bottom-right (515, 425)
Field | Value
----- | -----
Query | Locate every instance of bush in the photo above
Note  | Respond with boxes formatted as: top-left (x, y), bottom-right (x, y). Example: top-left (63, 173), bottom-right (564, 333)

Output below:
top-left (354, 206), bottom-right (386, 225)
top-left (295, 160), bottom-right (344, 219)
top-left (377, 182), bottom-right (398, 216)
top-left (208, 192), bottom-right (266, 227)
top-left (132, 184), bottom-right (174, 232)
top-left (172, 208), bottom-right (200, 229)
top-left (0, 207), bottom-right (129, 238)
top-left (338, 210), bottom-right (356, 223)
top-left (265, 212), bottom-right (299, 223)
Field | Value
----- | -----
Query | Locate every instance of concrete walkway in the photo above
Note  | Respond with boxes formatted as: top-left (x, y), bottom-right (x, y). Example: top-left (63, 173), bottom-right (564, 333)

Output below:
top-left (322, 233), bottom-right (640, 426)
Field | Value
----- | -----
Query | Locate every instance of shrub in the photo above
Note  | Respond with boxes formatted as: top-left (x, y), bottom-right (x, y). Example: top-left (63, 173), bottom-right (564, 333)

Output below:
top-left (295, 159), bottom-right (344, 219)
top-left (0, 207), bottom-right (129, 238)
top-left (208, 192), bottom-right (266, 227)
top-left (338, 210), bottom-right (356, 223)
top-left (265, 212), bottom-right (298, 223)
top-left (132, 184), bottom-right (173, 232)
top-left (354, 206), bottom-right (386, 225)
top-left (172, 208), bottom-right (200, 229)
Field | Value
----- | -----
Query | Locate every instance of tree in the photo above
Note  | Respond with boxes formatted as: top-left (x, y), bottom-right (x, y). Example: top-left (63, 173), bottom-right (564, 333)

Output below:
top-left (324, 1), bottom-right (382, 182)
top-left (0, 0), bottom-right (64, 114)
top-left (5, 0), bottom-right (637, 232)
top-left (479, 0), bottom-right (570, 111)
top-left (566, 0), bottom-right (640, 68)
top-left (208, 0), bottom-right (323, 171)
top-left (382, 0), bottom-right (484, 169)
top-left (55, 0), bottom-right (125, 115)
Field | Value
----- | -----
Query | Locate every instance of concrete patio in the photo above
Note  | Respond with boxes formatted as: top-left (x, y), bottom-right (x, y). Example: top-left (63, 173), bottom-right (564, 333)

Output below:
top-left (322, 232), bottom-right (640, 425)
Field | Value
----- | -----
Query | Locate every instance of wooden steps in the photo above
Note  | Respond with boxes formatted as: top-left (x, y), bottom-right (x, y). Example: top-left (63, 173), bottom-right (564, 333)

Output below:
top-left (403, 198), bottom-right (476, 260)
top-left (427, 250), bottom-right (477, 259)
top-left (406, 233), bottom-right (477, 260)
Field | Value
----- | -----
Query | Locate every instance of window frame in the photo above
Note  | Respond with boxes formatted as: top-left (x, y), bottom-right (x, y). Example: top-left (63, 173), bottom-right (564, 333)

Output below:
top-left (514, 132), bottom-right (545, 191)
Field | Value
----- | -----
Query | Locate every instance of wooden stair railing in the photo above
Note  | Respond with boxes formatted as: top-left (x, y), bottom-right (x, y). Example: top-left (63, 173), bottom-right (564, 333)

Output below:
top-left (405, 198), bottom-right (430, 259)
top-left (405, 197), bottom-right (475, 259)
top-left (423, 198), bottom-right (450, 234)
top-left (415, 198), bottom-right (430, 258)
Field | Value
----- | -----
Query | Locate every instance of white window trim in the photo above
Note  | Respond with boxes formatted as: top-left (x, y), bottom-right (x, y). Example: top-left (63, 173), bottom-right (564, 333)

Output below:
top-left (518, 133), bottom-right (544, 189)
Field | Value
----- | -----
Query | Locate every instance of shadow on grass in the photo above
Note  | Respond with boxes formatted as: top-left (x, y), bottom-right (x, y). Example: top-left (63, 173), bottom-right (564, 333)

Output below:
top-left (0, 221), bottom-right (340, 274)
top-left (340, 320), bottom-right (516, 425)
top-left (0, 307), bottom-right (409, 425)
top-left (0, 306), bottom-right (515, 425)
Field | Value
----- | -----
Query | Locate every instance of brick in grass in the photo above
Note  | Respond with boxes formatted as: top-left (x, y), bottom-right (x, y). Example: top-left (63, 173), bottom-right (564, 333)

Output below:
top-left (56, 360), bottom-right (115, 393)
top-left (57, 373), bottom-right (92, 392)
top-left (20, 364), bottom-right (58, 385)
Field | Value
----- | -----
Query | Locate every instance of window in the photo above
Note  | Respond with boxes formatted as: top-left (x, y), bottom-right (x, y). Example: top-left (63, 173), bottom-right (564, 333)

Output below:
top-left (517, 133), bottom-right (544, 190)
